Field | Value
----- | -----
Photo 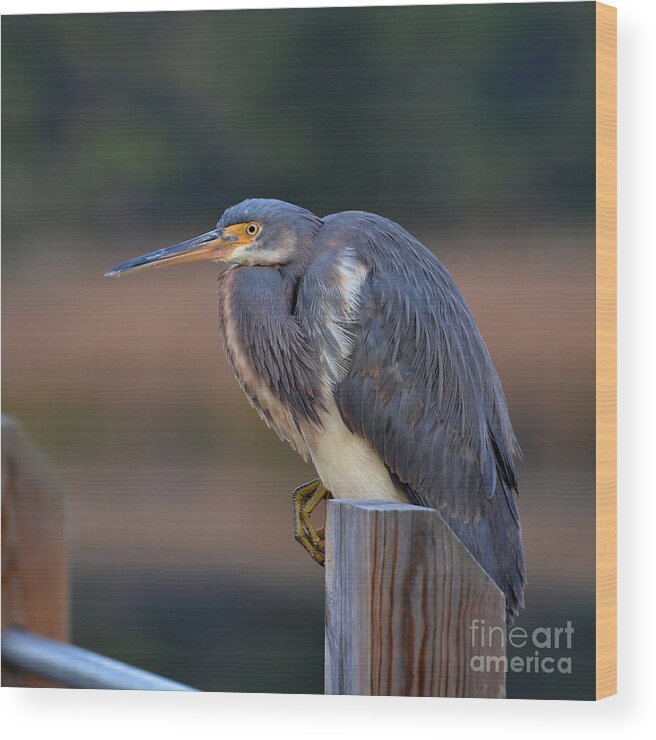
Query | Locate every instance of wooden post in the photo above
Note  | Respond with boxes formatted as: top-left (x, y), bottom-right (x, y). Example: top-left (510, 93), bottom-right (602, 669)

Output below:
top-left (324, 500), bottom-right (506, 698)
top-left (1, 416), bottom-right (69, 687)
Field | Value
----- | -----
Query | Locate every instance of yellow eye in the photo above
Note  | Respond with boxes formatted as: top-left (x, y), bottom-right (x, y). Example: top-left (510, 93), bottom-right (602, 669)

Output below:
top-left (245, 222), bottom-right (260, 237)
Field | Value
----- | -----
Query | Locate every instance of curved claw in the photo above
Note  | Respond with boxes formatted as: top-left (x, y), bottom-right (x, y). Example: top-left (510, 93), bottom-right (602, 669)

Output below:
top-left (292, 479), bottom-right (331, 565)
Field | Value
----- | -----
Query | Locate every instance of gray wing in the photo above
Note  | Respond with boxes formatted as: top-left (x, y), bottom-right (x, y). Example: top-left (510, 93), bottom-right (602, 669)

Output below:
top-left (300, 211), bottom-right (525, 622)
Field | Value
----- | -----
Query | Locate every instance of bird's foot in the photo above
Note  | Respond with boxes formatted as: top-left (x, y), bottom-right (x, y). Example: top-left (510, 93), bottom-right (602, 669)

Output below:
top-left (292, 479), bottom-right (332, 566)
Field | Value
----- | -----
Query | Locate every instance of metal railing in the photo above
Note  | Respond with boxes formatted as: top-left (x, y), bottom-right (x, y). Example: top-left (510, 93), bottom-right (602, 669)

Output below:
top-left (2, 628), bottom-right (197, 691)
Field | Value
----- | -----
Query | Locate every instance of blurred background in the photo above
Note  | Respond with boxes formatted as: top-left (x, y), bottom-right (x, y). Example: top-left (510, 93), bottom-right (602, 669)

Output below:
top-left (2, 3), bottom-right (595, 699)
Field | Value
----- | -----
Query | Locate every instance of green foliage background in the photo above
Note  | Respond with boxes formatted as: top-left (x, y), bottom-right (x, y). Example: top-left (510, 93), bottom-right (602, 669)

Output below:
top-left (3, 3), bottom-right (594, 248)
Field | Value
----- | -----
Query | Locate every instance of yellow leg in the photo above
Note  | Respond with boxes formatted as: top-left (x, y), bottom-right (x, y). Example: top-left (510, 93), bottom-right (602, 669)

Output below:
top-left (292, 479), bottom-right (332, 565)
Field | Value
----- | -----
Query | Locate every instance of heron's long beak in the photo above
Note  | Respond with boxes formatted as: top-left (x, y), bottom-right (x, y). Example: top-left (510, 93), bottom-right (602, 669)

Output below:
top-left (105, 229), bottom-right (237, 277)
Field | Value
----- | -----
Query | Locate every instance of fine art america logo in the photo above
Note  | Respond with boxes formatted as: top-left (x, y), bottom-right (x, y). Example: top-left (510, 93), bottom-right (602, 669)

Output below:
top-left (470, 619), bottom-right (574, 674)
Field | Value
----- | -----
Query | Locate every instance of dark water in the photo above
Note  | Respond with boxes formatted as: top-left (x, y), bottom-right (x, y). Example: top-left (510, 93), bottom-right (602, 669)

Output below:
top-left (73, 568), bottom-right (594, 700)
top-left (3, 4), bottom-right (596, 699)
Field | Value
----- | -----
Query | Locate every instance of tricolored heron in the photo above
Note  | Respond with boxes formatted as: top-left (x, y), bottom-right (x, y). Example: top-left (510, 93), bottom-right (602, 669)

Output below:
top-left (106, 199), bottom-right (525, 622)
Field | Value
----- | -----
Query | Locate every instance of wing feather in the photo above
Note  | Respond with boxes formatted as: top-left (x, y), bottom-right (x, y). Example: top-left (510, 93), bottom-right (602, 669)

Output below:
top-left (297, 212), bottom-right (526, 621)
top-left (304, 212), bottom-right (526, 622)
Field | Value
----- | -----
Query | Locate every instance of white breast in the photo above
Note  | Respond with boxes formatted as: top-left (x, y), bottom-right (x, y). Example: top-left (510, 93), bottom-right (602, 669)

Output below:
top-left (302, 248), bottom-right (406, 502)
top-left (308, 399), bottom-right (407, 502)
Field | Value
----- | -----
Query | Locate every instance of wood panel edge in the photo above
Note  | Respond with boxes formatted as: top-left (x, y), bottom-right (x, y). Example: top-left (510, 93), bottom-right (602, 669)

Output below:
top-left (595, 0), bottom-right (617, 701)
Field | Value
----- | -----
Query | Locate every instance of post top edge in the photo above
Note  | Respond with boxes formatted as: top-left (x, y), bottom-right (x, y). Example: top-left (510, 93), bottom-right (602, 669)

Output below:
top-left (327, 499), bottom-right (430, 513)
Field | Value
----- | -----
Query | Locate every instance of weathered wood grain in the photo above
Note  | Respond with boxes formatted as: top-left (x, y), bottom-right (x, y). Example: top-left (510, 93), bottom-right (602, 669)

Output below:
top-left (1, 416), bottom-right (69, 687)
top-left (595, 2), bottom-right (617, 701)
top-left (325, 500), bottom-right (506, 698)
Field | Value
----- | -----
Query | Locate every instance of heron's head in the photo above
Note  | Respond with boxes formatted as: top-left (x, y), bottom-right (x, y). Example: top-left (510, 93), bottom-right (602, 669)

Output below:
top-left (105, 199), bottom-right (322, 277)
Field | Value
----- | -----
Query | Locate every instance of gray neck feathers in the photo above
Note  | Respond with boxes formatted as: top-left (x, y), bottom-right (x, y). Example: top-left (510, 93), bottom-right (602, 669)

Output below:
top-left (216, 266), bottom-right (325, 456)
